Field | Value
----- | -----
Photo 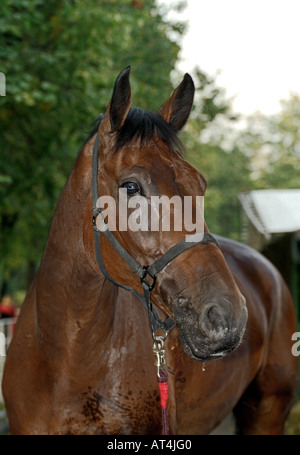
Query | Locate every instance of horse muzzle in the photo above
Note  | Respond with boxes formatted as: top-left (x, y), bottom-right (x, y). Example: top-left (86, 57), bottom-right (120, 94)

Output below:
top-left (174, 295), bottom-right (248, 361)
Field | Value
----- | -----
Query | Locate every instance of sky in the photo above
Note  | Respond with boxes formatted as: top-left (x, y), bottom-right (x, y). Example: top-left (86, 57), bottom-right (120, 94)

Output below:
top-left (159, 0), bottom-right (300, 117)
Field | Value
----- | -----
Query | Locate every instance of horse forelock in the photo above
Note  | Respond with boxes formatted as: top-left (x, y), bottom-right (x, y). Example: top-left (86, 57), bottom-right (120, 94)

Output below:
top-left (83, 107), bottom-right (184, 156)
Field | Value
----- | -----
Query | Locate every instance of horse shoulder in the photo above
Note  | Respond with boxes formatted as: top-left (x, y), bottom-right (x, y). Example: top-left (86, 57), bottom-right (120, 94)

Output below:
top-left (217, 235), bottom-right (297, 386)
top-left (217, 235), bottom-right (294, 322)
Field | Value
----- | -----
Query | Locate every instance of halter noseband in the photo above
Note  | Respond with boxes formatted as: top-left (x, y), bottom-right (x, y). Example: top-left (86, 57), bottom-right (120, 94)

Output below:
top-left (91, 134), bottom-right (218, 338)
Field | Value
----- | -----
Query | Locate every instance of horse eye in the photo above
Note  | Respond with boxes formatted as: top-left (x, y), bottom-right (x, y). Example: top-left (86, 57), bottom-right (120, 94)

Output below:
top-left (121, 181), bottom-right (141, 196)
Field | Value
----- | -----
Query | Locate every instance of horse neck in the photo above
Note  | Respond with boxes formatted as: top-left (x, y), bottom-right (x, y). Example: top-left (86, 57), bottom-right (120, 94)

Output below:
top-left (34, 140), bottom-right (154, 364)
top-left (35, 141), bottom-right (117, 347)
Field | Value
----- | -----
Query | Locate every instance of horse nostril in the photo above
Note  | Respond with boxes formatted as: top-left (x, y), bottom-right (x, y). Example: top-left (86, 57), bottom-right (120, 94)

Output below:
top-left (207, 306), bottom-right (227, 332)
top-left (200, 304), bottom-right (228, 335)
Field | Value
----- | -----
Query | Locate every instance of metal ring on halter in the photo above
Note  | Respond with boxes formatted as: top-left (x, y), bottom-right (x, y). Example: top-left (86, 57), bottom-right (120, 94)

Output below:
top-left (140, 266), bottom-right (157, 292)
top-left (93, 208), bottom-right (108, 233)
top-left (152, 333), bottom-right (167, 346)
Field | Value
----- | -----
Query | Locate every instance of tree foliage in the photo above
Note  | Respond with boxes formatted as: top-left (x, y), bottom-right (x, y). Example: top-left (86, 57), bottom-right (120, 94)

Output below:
top-left (236, 94), bottom-right (300, 189)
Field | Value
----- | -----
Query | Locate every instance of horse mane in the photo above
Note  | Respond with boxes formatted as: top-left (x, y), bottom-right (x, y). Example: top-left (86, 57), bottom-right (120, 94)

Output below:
top-left (83, 107), bottom-right (184, 155)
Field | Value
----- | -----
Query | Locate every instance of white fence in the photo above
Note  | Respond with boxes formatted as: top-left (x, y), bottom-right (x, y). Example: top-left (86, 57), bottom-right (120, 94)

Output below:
top-left (0, 317), bottom-right (17, 357)
top-left (0, 318), bottom-right (17, 408)
top-left (0, 318), bottom-right (17, 433)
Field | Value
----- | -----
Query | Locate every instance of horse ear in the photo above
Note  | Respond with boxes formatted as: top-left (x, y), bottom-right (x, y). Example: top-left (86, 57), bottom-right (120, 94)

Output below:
top-left (158, 73), bottom-right (195, 132)
top-left (100, 66), bottom-right (132, 136)
top-left (109, 66), bottom-right (132, 131)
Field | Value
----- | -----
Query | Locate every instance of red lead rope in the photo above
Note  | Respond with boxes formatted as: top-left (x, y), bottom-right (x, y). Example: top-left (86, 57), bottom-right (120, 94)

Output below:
top-left (158, 370), bottom-right (169, 435)
top-left (153, 336), bottom-right (169, 434)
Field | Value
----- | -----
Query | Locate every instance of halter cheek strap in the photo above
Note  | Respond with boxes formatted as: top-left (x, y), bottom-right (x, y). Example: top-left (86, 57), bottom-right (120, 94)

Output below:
top-left (91, 134), bottom-right (218, 336)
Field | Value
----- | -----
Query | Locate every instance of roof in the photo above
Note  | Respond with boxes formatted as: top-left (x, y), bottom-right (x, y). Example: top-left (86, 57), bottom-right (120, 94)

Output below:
top-left (238, 189), bottom-right (300, 236)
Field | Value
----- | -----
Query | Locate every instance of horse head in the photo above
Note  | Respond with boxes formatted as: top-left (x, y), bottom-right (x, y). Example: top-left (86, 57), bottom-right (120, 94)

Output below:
top-left (85, 67), bottom-right (247, 361)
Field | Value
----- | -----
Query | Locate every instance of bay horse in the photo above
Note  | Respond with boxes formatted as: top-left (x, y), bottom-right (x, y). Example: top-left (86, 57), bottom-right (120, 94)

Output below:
top-left (2, 67), bottom-right (297, 435)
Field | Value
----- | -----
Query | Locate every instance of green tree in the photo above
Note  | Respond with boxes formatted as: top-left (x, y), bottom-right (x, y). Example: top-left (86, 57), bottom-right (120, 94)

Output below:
top-left (236, 93), bottom-right (300, 189)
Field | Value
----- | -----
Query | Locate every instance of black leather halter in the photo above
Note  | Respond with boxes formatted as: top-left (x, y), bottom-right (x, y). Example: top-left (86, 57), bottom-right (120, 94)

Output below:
top-left (91, 134), bottom-right (218, 337)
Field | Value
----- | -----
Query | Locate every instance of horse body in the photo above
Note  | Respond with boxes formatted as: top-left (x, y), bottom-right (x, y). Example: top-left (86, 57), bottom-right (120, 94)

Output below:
top-left (3, 68), bottom-right (297, 435)
top-left (3, 233), bottom-right (296, 435)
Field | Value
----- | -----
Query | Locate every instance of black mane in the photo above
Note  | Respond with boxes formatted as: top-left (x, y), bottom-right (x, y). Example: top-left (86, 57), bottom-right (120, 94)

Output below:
top-left (85, 107), bottom-right (184, 154)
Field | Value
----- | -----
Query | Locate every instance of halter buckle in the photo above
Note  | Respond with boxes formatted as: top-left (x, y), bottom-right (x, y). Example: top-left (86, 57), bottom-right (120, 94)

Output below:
top-left (92, 208), bottom-right (107, 233)
top-left (140, 266), bottom-right (157, 292)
